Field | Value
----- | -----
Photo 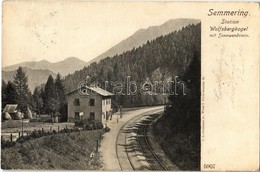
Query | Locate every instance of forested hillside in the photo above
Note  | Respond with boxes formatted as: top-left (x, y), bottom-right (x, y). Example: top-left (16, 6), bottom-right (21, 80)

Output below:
top-left (153, 24), bottom-right (201, 170)
top-left (87, 19), bottom-right (200, 65)
top-left (65, 23), bottom-right (201, 107)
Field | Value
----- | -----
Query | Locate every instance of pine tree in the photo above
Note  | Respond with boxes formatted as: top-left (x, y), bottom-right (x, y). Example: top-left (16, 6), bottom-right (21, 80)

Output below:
top-left (4, 81), bottom-right (18, 105)
top-left (55, 73), bottom-right (67, 121)
top-left (33, 86), bottom-right (43, 115)
top-left (45, 75), bottom-right (56, 98)
top-left (43, 75), bottom-right (59, 116)
top-left (55, 73), bottom-right (66, 104)
top-left (13, 67), bottom-right (31, 112)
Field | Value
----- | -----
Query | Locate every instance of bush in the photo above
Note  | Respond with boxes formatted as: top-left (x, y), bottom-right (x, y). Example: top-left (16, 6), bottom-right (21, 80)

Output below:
top-left (3, 120), bottom-right (105, 149)
top-left (16, 129), bottom-right (60, 144)
top-left (95, 122), bottom-right (103, 130)
top-left (1, 139), bottom-right (16, 149)
top-left (74, 119), bottom-right (85, 127)
top-left (75, 119), bottom-right (94, 130)
top-left (16, 136), bottom-right (26, 143)
top-left (30, 130), bottom-right (40, 138)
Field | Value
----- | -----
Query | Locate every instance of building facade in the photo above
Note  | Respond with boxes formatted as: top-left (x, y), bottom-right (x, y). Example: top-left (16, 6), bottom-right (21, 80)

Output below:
top-left (67, 86), bottom-right (113, 124)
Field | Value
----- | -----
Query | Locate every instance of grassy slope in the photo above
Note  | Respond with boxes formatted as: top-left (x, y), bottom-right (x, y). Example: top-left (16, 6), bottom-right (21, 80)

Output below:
top-left (1, 130), bottom-right (103, 170)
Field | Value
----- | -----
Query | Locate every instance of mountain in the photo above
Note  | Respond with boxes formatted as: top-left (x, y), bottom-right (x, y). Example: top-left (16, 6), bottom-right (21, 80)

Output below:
top-left (2, 57), bottom-right (86, 76)
top-left (65, 23), bottom-right (201, 107)
top-left (87, 18), bottom-right (200, 65)
top-left (3, 19), bottom-right (199, 75)
top-left (2, 67), bottom-right (56, 91)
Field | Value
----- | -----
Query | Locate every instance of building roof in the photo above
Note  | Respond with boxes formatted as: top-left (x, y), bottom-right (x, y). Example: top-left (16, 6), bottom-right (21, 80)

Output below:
top-left (3, 104), bottom-right (18, 113)
top-left (88, 86), bottom-right (113, 96)
top-left (67, 86), bottom-right (113, 97)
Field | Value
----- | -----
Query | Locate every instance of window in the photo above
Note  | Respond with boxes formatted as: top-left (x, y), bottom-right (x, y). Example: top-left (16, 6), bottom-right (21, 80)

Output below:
top-left (74, 98), bottom-right (80, 106)
top-left (89, 99), bottom-right (95, 106)
top-left (75, 112), bottom-right (80, 119)
top-left (90, 112), bottom-right (95, 120)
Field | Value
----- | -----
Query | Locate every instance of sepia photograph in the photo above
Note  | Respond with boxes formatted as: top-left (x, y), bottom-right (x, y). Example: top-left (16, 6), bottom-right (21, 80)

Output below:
top-left (8, 1), bottom-right (260, 171)
top-left (1, 1), bottom-right (201, 171)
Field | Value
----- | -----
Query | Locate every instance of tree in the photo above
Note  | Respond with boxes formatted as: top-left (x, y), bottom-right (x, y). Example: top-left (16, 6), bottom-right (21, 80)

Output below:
top-left (43, 75), bottom-right (59, 116)
top-left (45, 75), bottom-right (56, 98)
top-left (55, 73), bottom-right (66, 104)
top-left (2, 80), bottom-right (7, 110)
top-left (33, 86), bottom-right (43, 115)
top-left (55, 73), bottom-right (67, 121)
top-left (4, 81), bottom-right (17, 105)
top-left (13, 67), bottom-right (31, 112)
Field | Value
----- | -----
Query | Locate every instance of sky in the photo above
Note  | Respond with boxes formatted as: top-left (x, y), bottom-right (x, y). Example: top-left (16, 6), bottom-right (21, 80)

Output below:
top-left (2, 1), bottom-right (201, 67)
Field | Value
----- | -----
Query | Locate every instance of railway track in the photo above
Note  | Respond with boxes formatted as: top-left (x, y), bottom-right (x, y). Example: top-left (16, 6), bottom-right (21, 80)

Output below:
top-left (116, 111), bottom-right (168, 171)
top-left (136, 114), bottom-right (168, 170)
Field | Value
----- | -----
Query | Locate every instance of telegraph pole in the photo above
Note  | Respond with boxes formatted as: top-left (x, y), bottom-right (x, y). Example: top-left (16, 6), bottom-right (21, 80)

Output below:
top-left (21, 113), bottom-right (24, 137)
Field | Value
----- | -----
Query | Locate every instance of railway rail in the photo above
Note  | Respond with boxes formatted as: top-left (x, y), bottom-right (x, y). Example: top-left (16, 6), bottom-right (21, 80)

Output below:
top-left (116, 111), bottom-right (168, 171)
top-left (136, 114), bottom-right (168, 170)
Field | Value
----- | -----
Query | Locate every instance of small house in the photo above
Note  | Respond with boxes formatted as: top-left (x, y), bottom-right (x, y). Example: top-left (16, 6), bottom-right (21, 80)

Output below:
top-left (67, 86), bottom-right (113, 124)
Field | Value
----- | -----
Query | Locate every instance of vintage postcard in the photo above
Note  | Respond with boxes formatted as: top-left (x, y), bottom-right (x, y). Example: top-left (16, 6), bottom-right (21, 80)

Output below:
top-left (1, 1), bottom-right (259, 171)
